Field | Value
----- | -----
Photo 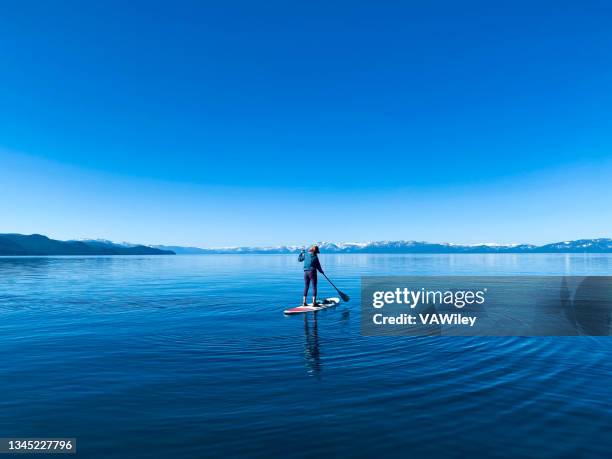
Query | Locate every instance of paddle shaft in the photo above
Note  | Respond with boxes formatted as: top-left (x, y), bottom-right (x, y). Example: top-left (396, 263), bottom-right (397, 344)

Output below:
top-left (321, 272), bottom-right (349, 302)
top-left (321, 272), bottom-right (340, 291)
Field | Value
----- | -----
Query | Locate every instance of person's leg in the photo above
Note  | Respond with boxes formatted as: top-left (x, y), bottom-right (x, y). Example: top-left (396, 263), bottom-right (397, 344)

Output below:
top-left (312, 272), bottom-right (318, 305)
top-left (303, 271), bottom-right (310, 305)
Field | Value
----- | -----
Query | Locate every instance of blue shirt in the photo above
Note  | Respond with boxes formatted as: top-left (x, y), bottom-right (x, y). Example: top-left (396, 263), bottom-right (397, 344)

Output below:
top-left (299, 251), bottom-right (323, 273)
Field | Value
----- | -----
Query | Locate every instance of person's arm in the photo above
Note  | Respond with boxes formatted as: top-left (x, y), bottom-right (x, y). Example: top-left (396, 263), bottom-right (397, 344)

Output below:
top-left (298, 250), bottom-right (305, 262)
top-left (315, 257), bottom-right (324, 274)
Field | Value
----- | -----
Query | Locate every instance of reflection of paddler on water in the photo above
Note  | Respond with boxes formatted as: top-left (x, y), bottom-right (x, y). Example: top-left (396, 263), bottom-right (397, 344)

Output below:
top-left (303, 315), bottom-right (321, 377)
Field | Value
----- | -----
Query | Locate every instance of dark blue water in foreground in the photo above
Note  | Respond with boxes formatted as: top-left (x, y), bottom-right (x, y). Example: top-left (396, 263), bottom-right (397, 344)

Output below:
top-left (1, 254), bottom-right (611, 458)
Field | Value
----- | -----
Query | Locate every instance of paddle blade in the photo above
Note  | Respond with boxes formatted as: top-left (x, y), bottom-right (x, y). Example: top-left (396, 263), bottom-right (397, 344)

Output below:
top-left (339, 291), bottom-right (350, 302)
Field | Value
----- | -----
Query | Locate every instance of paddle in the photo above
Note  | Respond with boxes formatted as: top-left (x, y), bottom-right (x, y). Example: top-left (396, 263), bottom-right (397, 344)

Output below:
top-left (321, 272), bottom-right (350, 302)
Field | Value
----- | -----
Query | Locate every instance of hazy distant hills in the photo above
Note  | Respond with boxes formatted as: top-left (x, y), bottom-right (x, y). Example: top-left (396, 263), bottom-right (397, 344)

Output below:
top-left (154, 238), bottom-right (612, 254)
top-left (0, 234), bottom-right (174, 255)
top-left (151, 245), bottom-right (211, 255)
top-left (2, 234), bottom-right (612, 256)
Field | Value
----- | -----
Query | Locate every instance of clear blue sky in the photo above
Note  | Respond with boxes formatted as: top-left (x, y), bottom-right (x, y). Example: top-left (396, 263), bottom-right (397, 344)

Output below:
top-left (1, 1), bottom-right (611, 246)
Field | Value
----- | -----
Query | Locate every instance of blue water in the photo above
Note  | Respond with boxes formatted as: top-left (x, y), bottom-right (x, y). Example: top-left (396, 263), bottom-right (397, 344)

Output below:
top-left (1, 254), bottom-right (611, 458)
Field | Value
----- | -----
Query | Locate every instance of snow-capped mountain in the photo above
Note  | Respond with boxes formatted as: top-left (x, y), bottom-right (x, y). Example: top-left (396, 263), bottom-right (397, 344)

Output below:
top-left (4, 235), bottom-right (612, 256)
top-left (534, 239), bottom-right (612, 252)
top-left (155, 239), bottom-right (612, 254)
top-left (77, 239), bottom-right (140, 248)
top-left (0, 234), bottom-right (174, 255)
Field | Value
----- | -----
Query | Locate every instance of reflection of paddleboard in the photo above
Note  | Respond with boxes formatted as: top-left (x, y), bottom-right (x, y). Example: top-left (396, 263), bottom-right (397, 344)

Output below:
top-left (284, 297), bottom-right (340, 315)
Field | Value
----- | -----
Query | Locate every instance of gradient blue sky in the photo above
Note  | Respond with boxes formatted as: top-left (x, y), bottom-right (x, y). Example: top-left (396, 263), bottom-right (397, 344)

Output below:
top-left (1, 1), bottom-right (611, 246)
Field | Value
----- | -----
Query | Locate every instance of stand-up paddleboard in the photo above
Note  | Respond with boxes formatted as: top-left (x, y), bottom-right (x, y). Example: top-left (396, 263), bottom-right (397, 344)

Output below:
top-left (284, 297), bottom-right (340, 315)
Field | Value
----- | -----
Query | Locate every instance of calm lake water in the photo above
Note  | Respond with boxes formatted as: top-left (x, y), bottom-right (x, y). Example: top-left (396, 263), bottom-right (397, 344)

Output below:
top-left (1, 254), bottom-right (611, 458)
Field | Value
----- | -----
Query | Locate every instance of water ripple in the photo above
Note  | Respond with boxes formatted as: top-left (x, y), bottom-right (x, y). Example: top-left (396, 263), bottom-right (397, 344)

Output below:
top-left (1, 254), bottom-right (611, 458)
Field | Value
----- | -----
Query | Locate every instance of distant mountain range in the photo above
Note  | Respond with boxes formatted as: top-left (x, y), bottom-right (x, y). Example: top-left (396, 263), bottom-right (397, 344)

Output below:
top-left (0, 234), bottom-right (174, 255)
top-left (2, 234), bottom-right (612, 256)
top-left (151, 245), bottom-right (211, 255)
top-left (154, 238), bottom-right (612, 254)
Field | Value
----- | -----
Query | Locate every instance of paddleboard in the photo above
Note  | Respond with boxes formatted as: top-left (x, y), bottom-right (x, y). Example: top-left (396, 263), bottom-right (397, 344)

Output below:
top-left (284, 297), bottom-right (340, 315)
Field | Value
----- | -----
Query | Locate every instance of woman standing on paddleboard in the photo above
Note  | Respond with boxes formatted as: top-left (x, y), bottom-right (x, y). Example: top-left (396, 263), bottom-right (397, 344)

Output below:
top-left (299, 245), bottom-right (324, 306)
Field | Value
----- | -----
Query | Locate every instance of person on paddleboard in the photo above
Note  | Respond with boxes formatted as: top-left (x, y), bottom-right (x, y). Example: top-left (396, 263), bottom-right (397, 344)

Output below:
top-left (299, 245), bottom-right (324, 306)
